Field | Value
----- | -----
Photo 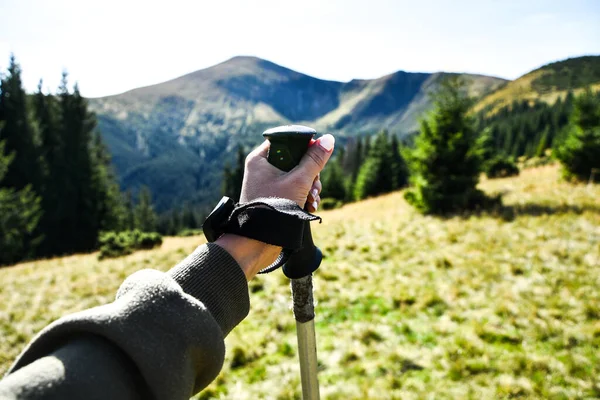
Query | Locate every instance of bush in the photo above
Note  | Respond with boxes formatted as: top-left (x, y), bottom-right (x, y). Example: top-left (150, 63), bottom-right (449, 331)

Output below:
top-left (99, 229), bottom-right (162, 259)
top-left (138, 232), bottom-right (163, 249)
top-left (320, 161), bottom-right (347, 201)
top-left (320, 198), bottom-right (343, 210)
top-left (484, 156), bottom-right (520, 179)
top-left (177, 229), bottom-right (203, 237)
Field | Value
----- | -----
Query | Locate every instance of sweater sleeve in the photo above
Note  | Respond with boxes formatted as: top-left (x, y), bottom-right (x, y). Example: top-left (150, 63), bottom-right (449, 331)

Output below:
top-left (0, 243), bottom-right (250, 400)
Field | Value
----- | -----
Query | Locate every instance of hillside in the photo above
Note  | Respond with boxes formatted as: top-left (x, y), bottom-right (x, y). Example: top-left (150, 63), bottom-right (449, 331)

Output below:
top-left (474, 55), bottom-right (600, 114)
top-left (88, 56), bottom-right (505, 211)
top-left (1, 165), bottom-right (598, 398)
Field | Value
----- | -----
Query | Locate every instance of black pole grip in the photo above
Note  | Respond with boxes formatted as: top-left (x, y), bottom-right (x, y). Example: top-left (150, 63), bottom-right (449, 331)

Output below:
top-left (262, 125), bottom-right (323, 278)
top-left (263, 125), bottom-right (317, 172)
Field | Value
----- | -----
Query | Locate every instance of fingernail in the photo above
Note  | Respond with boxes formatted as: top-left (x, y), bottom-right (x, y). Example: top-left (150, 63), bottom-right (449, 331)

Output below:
top-left (318, 134), bottom-right (335, 151)
top-left (311, 189), bottom-right (318, 198)
top-left (312, 201), bottom-right (318, 211)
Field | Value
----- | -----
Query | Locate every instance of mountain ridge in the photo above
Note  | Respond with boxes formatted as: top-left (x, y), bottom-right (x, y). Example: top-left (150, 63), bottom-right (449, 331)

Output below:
top-left (90, 56), bottom-right (507, 135)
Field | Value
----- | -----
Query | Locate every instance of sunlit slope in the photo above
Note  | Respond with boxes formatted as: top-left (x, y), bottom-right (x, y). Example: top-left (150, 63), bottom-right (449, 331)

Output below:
top-left (1, 165), bottom-right (599, 399)
top-left (474, 55), bottom-right (600, 114)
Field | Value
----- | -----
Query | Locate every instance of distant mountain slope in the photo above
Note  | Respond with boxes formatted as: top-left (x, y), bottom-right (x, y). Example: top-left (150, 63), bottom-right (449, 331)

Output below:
top-left (88, 56), bottom-right (505, 211)
top-left (474, 55), bottom-right (600, 114)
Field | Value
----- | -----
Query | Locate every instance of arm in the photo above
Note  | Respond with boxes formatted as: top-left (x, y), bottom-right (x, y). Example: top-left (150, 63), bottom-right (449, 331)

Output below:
top-left (0, 242), bottom-right (248, 400)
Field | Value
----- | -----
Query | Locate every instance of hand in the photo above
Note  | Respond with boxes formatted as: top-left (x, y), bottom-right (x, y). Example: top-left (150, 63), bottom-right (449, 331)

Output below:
top-left (240, 134), bottom-right (335, 212)
top-left (216, 134), bottom-right (335, 280)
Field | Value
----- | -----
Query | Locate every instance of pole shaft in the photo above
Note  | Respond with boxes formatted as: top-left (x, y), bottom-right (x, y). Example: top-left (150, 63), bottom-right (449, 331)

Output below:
top-left (291, 275), bottom-right (320, 400)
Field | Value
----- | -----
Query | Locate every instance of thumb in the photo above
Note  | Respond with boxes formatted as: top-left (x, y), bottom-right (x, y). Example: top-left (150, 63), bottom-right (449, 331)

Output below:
top-left (294, 134), bottom-right (335, 178)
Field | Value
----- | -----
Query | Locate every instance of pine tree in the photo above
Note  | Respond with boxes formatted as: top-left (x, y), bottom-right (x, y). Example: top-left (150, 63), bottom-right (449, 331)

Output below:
top-left (0, 56), bottom-right (44, 261)
top-left (555, 88), bottom-right (600, 182)
top-left (404, 77), bottom-right (489, 214)
top-left (354, 130), bottom-right (408, 200)
top-left (171, 208), bottom-right (183, 234)
top-left (33, 80), bottom-right (64, 255)
top-left (363, 136), bottom-right (371, 162)
top-left (477, 128), bottom-right (495, 163)
top-left (135, 186), bottom-right (158, 232)
top-left (91, 131), bottom-right (126, 232)
top-left (124, 190), bottom-right (136, 230)
top-left (321, 158), bottom-right (346, 201)
top-left (222, 163), bottom-right (233, 197)
top-left (0, 55), bottom-right (43, 192)
top-left (0, 139), bottom-right (42, 265)
top-left (535, 126), bottom-right (550, 157)
top-left (390, 134), bottom-right (408, 190)
top-left (344, 137), bottom-right (363, 181)
top-left (354, 157), bottom-right (381, 201)
top-left (222, 145), bottom-right (245, 201)
top-left (181, 203), bottom-right (200, 230)
top-left (57, 75), bottom-right (100, 252)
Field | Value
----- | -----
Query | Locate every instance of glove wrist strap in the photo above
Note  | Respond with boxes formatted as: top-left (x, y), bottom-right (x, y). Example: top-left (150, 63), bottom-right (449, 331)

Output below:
top-left (203, 197), bottom-right (321, 273)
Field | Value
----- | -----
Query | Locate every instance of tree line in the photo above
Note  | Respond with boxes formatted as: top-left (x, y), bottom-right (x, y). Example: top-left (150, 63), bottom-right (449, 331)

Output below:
top-left (475, 94), bottom-right (575, 159)
top-left (0, 56), bottom-right (173, 265)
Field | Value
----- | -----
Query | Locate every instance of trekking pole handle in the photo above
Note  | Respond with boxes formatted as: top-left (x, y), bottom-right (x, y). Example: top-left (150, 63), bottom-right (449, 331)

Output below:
top-left (263, 125), bottom-right (323, 279)
top-left (262, 125), bottom-right (316, 172)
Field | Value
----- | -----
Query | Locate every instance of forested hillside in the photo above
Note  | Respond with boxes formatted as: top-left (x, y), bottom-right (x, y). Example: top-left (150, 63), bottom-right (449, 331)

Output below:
top-left (474, 56), bottom-right (600, 114)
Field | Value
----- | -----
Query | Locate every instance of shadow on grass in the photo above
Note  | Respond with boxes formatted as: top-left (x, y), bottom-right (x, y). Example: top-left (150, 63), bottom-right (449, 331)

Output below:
top-left (434, 193), bottom-right (600, 221)
top-left (492, 203), bottom-right (600, 222)
top-left (419, 188), bottom-right (600, 221)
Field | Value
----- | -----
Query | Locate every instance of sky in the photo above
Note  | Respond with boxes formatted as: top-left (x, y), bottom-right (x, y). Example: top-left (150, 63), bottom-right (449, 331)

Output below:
top-left (1, 0), bottom-right (599, 98)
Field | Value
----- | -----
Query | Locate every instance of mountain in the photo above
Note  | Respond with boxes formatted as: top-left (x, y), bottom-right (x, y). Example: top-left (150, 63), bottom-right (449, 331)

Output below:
top-left (89, 56), bottom-right (505, 211)
top-left (473, 55), bottom-right (600, 114)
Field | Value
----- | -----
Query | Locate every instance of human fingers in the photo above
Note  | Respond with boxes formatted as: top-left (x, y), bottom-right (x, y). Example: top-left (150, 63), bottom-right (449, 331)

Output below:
top-left (308, 178), bottom-right (322, 202)
top-left (292, 134), bottom-right (335, 182)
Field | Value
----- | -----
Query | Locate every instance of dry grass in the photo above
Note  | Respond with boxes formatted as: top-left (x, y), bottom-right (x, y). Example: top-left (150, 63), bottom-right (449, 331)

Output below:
top-left (1, 165), bottom-right (599, 399)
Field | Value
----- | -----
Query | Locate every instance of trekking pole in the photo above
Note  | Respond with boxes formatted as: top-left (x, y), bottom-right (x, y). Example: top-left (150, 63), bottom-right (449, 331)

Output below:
top-left (263, 125), bottom-right (322, 400)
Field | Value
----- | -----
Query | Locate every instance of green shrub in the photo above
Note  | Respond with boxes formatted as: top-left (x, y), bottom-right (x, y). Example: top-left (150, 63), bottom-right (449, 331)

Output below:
top-left (485, 156), bottom-right (520, 178)
top-left (177, 229), bottom-right (203, 237)
top-left (138, 232), bottom-right (162, 249)
top-left (320, 198), bottom-right (343, 210)
top-left (99, 229), bottom-right (162, 259)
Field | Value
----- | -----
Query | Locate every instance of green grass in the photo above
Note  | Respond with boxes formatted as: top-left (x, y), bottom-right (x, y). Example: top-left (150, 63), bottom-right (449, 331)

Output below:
top-left (1, 165), bottom-right (599, 399)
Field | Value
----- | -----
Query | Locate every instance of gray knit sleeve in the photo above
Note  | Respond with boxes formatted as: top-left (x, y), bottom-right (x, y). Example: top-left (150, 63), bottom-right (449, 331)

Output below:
top-left (0, 243), bottom-right (250, 400)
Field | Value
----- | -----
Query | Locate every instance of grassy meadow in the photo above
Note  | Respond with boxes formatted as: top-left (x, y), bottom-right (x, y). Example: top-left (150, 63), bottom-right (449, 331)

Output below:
top-left (1, 165), bottom-right (599, 399)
